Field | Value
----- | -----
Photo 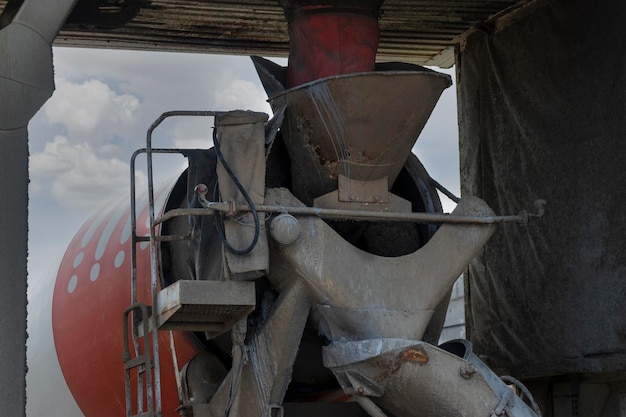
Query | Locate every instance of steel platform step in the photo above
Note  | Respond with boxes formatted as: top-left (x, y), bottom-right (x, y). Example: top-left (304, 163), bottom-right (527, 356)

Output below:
top-left (156, 280), bottom-right (255, 338)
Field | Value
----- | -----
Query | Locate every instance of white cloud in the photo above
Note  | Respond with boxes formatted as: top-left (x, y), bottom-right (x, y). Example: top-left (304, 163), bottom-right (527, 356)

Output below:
top-left (411, 67), bottom-right (459, 212)
top-left (97, 142), bottom-right (125, 158)
top-left (171, 117), bottom-right (216, 149)
top-left (30, 135), bottom-right (147, 211)
top-left (213, 79), bottom-right (272, 114)
top-left (44, 78), bottom-right (140, 146)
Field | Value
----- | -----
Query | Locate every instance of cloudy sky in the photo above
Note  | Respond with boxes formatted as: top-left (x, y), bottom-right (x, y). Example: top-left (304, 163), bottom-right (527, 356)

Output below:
top-left (28, 47), bottom-right (459, 282)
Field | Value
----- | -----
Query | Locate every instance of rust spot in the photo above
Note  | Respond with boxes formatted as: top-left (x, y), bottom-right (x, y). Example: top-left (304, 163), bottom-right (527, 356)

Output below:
top-left (373, 356), bottom-right (394, 383)
top-left (373, 371), bottom-right (389, 384)
top-left (372, 347), bottom-right (429, 383)
top-left (306, 141), bottom-right (334, 167)
top-left (401, 348), bottom-right (429, 364)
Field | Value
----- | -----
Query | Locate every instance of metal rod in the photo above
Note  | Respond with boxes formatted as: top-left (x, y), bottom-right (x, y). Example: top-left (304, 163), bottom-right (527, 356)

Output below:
top-left (253, 204), bottom-right (527, 224)
top-left (129, 150), bottom-right (140, 306)
top-left (157, 201), bottom-right (530, 225)
top-left (146, 116), bottom-right (162, 415)
top-left (429, 176), bottom-right (461, 203)
top-left (128, 149), bottom-right (145, 417)
top-left (154, 206), bottom-right (226, 225)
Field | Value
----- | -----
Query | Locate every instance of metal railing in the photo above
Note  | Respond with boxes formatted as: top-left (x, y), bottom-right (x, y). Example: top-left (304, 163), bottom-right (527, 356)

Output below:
top-left (127, 111), bottom-right (225, 417)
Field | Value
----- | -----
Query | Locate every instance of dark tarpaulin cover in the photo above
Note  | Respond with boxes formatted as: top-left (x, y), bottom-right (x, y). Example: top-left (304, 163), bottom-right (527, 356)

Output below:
top-left (458, 0), bottom-right (626, 377)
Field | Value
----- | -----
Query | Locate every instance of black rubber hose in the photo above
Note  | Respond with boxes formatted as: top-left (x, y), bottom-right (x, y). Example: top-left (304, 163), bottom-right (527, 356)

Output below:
top-left (212, 128), bottom-right (260, 256)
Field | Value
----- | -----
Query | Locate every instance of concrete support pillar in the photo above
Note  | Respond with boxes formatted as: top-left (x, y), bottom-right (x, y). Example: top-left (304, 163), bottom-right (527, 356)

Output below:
top-left (0, 0), bottom-right (77, 414)
top-left (0, 127), bottom-right (29, 415)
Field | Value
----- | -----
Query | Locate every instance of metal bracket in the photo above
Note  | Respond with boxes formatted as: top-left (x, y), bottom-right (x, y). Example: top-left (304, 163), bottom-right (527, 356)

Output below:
top-left (338, 175), bottom-right (389, 203)
top-left (345, 370), bottom-right (384, 397)
top-left (491, 390), bottom-right (514, 417)
top-left (516, 199), bottom-right (547, 226)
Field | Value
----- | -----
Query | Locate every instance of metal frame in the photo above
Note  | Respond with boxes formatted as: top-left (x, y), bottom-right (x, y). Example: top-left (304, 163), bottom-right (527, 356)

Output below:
top-left (125, 110), bottom-right (546, 417)
top-left (127, 111), bottom-right (226, 417)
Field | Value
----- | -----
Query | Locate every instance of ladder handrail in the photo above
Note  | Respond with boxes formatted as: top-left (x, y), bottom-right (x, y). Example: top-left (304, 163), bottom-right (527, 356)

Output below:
top-left (127, 111), bottom-right (227, 417)
top-left (122, 303), bottom-right (155, 417)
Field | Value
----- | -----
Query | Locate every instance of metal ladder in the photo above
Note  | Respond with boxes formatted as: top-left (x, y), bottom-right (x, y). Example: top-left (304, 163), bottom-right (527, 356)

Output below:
top-left (122, 302), bottom-right (158, 417)
top-left (123, 111), bottom-right (257, 417)
top-left (123, 111), bottom-right (217, 417)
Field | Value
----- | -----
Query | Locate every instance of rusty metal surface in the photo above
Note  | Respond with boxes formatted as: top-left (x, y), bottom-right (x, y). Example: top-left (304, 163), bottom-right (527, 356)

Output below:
top-left (268, 68), bottom-right (451, 204)
top-left (0, 0), bottom-right (529, 67)
top-left (323, 339), bottom-right (539, 417)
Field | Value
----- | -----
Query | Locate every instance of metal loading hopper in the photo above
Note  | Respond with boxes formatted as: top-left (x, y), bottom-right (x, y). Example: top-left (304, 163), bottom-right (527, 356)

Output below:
top-left (267, 68), bottom-right (452, 205)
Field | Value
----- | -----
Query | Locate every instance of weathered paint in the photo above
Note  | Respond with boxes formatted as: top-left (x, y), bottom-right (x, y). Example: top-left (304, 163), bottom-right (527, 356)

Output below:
top-left (50, 184), bottom-right (202, 417)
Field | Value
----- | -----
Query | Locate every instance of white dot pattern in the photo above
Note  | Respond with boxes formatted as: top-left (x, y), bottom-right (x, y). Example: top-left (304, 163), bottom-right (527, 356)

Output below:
top-left (114, 251), bottom-right (125, 268)
top-left (120, 215), bottom-right (132, 245)
top-left (96, 200), bottom-right (128, 261)
top-left (67, 275), bottom-right (78, 293)
top-left (90, 263), bottom-right (100, 282)
top-left (72, 252), bottom-right (84, 268)
top-left (65, 181), bottom-right (177, 296)
top-left (81, 209), bottom-right (109, 249)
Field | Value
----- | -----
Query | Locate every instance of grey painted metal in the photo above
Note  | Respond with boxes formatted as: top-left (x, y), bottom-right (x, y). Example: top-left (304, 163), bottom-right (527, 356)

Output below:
top-left (266, 187), bottom-right (496, 339)
top-left (177, 352), bottom-right (228, 416)
top-left (256, 187), bottom-right (535, 416)
top-left (205, 280), bottom-right (312, 417)
top-left (264, 66), bottom-right (451, 205)
top-left (313, 185), bottom-right (414, 213)
top-left (352, 396), bottom-right (389, 417)
top-left (323, 339), bottom-right (539, 417)
top-left (0, 0), bottom-right (76, 415)
top-left (190, 186), bottom-right (532, 417)
top-left (214, 110), bottom-right (269, 277)
top-left (156, 280), bottom-right (255, 336)
top-left (269, 214), bottom-right (301, 245)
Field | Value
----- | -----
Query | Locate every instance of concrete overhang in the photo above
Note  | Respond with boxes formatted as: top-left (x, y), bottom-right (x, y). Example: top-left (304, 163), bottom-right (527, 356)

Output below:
top-left (1, 0), bottom-right (544, 68)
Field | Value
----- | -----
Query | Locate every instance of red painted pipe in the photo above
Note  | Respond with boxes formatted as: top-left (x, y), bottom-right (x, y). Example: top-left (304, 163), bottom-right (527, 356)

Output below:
top-left (283, 3), bottom-right (382, 87)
